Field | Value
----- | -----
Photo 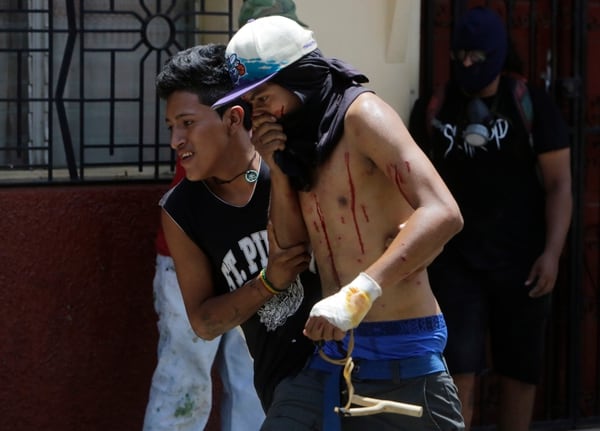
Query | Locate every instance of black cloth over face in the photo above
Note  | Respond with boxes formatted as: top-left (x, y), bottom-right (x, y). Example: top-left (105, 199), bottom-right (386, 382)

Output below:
top-left (271, 49), bottom-right (372, 190)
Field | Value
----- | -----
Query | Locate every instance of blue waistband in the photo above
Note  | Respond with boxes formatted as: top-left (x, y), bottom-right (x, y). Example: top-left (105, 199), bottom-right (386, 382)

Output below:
top-left (307, 352), bottom-right (447, 431)
top-left (320, 315), bottom-right (448, 361)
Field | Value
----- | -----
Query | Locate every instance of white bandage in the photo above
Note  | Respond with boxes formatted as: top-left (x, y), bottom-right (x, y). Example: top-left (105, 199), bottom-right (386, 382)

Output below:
top-left (309, 272), bottom-right (383, 331)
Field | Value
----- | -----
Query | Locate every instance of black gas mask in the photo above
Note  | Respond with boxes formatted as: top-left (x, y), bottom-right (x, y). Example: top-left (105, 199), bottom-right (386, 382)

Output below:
top-left (462, 97), bottom-right (495, 147)
top-left (451, 6), bottom-right (508, 148)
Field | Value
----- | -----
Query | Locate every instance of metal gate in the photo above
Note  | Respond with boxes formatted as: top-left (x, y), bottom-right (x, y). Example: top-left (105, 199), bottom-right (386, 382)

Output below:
top-left (0, 0), bottom-right (236, 183)
top-left (419, 1), bottom-right (599, 429)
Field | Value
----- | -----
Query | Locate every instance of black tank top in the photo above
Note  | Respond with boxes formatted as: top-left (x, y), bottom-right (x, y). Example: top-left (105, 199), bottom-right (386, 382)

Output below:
top-left (162, 161), bottom-right (320, 409)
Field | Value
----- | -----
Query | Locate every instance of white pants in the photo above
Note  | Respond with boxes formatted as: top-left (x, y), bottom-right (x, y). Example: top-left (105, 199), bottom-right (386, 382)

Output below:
top-left (143, 255), bottom-right (265, 431)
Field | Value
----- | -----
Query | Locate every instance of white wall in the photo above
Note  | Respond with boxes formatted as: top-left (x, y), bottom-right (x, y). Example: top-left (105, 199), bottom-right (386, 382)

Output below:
top-left (293, 0), bottom-right (421, 121)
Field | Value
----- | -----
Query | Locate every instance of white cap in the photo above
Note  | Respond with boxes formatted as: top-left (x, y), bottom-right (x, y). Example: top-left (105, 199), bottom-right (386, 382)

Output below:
top-left (212, 15), bottom-right (317, 109)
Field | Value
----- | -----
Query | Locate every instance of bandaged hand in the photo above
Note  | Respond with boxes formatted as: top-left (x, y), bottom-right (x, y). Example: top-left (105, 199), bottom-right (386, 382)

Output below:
top-left (309, 272), bottom-right (382, 331)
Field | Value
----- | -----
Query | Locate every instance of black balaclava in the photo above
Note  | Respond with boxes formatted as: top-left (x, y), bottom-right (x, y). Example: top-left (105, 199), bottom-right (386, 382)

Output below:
top-left (452, 7), bottom-right (508, 94)
top-left (270, 49), bottom-right (371, 191)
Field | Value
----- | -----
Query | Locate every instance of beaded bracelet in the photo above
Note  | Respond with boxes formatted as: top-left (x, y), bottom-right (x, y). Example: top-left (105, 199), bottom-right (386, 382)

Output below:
top-left (259, 268), bottom-right (286, 295)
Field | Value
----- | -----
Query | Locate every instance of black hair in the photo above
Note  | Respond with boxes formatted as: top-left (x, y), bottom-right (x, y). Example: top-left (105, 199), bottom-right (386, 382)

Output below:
top-left (156, 43), bottom-right (251, 129)
top-left (156, 44), bottom-right (230, 105)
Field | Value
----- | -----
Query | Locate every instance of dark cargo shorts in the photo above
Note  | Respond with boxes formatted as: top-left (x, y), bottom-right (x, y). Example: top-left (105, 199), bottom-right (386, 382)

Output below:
top-left (429, 252), bottom-right (551, 384)
top-left (261, 363), bottom-right (464, 430)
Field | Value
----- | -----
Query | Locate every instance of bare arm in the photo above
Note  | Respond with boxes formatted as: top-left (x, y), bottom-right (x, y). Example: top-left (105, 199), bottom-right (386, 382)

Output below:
top-left (162, 209), bottom-right (310, 340)
top-left (348, 93), bottom-right (463, 288)
top-left (527, 147), bottom-right (572, 297)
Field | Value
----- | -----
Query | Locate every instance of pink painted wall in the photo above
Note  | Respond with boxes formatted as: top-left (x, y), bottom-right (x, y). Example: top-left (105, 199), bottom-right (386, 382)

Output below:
top-left (0, 184), bottom-right (220, 431)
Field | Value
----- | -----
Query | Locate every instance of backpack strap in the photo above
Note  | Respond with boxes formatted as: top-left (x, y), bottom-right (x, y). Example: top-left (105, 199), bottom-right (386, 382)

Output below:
top-left (507, 74), bottom-right (533, 134)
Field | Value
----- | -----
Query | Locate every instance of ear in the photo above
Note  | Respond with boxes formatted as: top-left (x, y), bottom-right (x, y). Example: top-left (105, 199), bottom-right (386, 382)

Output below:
top-left (224, 105), bottom-right (246, 131)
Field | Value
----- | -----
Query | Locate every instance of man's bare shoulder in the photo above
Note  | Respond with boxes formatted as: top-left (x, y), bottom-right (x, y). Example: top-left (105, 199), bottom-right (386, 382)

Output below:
top-left (345, 92), bottom-right (407, 138)
top-left (345, 91), bottom-right (390, 120)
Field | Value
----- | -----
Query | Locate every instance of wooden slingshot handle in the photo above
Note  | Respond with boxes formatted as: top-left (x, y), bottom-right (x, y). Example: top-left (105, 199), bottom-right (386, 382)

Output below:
top-left (320, 331), bottom-right (424, 419)
top-left (335, 394), bottom-right (423, 417)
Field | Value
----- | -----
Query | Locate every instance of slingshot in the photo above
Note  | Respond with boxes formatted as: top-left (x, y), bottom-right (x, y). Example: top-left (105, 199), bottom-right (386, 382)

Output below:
top-left (318, 330), bottom-right (423, 418)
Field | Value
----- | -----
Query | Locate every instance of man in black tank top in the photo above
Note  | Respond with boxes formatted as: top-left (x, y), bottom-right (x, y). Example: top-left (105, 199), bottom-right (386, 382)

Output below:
top-left (155, 43), bottom-right (321, 416)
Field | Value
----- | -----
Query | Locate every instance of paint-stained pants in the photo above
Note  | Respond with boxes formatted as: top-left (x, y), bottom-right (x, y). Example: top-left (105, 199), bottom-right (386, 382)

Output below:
top-left (143, 254), bottom-right (265, 431)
